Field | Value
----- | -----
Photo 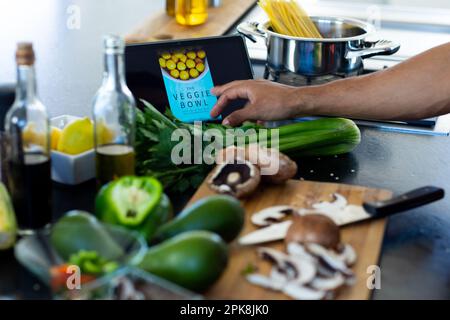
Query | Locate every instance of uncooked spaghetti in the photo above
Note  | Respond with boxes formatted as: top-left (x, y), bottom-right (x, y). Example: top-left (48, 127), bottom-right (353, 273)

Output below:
top-left (258, 0), bottom-right (322, 38)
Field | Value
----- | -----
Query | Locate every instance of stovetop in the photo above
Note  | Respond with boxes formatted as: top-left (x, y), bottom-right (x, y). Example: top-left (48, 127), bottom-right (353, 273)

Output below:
top-left (263, 63), bottom-right (365, 86)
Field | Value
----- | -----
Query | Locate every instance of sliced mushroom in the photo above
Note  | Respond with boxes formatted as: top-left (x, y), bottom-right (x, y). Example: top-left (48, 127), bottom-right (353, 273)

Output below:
top-left (310, 273), bottom-right (345, 291)
top-left (312, 193), bottom-right (348, 211)
top-left (336, 243), bottom-right (357, 267)
top-left (316, 263), bottom-right (338, 279)
top-left (257, 247), bottom-right (295, 278)
top-left (238, 220), bottom-right (292, 245)
top-left (286, 242), bottom-right (317, 263)
top-left (246, 242), bottom-right (356, 300)
top-left (251, 205), bottom-right (296, 227)
top-left (290, 256), bottom-right (317, 285)
top-left (305, 243), bottom-right (354, 277)
top-left (298, 193), bottom-right (349, 224)
top-left (257, 247), bottom-right (317, 284)
top-left (246, 274), bottom-right (285, 291)
top-left (282, 283), bottom-right (326, 300)
top-left (285, 214), bottom-right (341, 250)
top-left (270, 267), bottom-right (290, 286)
top-left (207, 160), bottom-right (261, 198)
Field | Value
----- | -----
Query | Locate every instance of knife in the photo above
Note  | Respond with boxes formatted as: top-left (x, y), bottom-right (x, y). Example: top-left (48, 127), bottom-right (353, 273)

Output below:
top-left (238, 186), bottom-right (444, 245)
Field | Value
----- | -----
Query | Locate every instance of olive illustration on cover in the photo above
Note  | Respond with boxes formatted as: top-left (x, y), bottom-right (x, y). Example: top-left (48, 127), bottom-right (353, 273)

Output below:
top-left (159, 49), bottom-right (207, 81)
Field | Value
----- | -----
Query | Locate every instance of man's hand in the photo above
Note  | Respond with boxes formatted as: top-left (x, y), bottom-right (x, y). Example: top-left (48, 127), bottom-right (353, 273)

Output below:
top-left (210, 79), bottom-right (301, 126)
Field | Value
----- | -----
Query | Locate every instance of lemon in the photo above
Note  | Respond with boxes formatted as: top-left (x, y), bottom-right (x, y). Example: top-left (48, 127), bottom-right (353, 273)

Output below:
top-left (22, 123), bottom-right (46, 148)
top-left (57, 117), bottom-right (94, 155)
top-left (96, 120), bottom-right (115, 145)
top-left (51, 126), bottom-right (62, 150)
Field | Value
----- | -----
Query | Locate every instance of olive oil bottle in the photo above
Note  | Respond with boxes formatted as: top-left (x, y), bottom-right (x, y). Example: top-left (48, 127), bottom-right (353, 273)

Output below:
top-left (4, 43), bottom-right (52, 234)
top-left (92, 35), bottom-right (136, 187)
top-left (175, 0), bottom-right (208, 26)
top-left (166, 0), bottom-right (175, 16)
top-left (95, 144), bottom-right (135, 185)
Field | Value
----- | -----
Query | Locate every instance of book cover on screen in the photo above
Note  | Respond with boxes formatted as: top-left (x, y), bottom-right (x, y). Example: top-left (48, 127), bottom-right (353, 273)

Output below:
top-left (159, 47), bottom-right (218, 122)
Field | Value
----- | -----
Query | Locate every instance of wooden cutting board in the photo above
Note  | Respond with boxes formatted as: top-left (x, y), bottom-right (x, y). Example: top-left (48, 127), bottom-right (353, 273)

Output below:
top-left (126, 0), bottom-right (256, 43)
top-left (186, 179), bottom-right (392, 300)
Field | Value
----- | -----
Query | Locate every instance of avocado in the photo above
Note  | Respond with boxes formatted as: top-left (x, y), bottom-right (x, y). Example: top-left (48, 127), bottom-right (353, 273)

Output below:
top-left (0, 182), bottom-right (17, 250)
top-left (137, 231), bottom-right (228, 291)
top-left (153, 195), bottom-right (245, 243)
top-left (50, 211), bottom-right (124, 261)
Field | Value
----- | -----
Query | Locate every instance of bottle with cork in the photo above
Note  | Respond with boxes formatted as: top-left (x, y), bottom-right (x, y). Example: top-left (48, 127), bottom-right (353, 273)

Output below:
top-left (4, 42), bottom-right (52, 234)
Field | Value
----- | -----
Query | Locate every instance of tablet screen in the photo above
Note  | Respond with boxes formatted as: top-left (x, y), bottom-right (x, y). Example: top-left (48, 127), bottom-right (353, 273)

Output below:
top-left (125, 35), bottom-right (253, 122)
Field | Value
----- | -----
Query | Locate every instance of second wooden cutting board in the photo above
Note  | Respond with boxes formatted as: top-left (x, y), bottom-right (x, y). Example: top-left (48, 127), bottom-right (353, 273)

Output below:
top-left (186, 179), bottom-right (392, 300)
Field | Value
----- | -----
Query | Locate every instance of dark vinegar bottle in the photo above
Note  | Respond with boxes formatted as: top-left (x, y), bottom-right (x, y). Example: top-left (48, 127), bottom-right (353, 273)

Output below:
top-left (4, 43), bottom-right (52, 234)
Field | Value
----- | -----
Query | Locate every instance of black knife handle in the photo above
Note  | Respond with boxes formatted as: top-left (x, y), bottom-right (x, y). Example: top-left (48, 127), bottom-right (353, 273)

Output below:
top-left (363, 186), bottom-right (445, 218)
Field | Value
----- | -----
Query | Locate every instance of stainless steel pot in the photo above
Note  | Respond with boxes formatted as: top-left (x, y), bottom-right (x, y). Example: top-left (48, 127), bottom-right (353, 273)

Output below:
top-left (237, 17), bottom-right (400, 76)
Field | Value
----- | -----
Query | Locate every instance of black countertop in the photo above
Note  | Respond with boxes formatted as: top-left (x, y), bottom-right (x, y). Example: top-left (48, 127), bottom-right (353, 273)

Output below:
top-left (1, 0), bottom-right (450, 300)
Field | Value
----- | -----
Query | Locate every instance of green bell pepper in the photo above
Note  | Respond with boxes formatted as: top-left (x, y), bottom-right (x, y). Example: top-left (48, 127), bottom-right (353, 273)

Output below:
top-left (95, 176), bottom-right (172, 241)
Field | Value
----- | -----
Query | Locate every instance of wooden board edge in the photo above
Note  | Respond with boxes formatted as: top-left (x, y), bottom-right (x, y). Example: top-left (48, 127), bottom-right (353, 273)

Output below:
top-left (125, 0), bottom-right (257, 44)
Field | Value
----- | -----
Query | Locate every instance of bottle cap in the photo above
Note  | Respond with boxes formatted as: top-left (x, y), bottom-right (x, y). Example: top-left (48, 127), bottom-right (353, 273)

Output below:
top-left (103, 34), bottom-right (125, 54)
top-left (16, 42), bottom-right (35, 65)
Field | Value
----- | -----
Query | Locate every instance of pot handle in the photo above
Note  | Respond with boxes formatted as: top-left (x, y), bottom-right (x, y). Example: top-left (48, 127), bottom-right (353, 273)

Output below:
top-left (237, 22), bottom-right (267, 43)
top-left (346, 39), bottom-right (400, 59)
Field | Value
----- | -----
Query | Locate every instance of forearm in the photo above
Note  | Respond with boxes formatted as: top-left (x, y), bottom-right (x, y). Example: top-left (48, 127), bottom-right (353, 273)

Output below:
top-left (297, 42), bottom-right (450, 120)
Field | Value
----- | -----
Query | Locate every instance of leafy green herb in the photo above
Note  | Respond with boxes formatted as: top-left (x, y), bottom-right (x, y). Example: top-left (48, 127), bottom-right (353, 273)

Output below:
top-left (241, 262), bottom-right (258, 276)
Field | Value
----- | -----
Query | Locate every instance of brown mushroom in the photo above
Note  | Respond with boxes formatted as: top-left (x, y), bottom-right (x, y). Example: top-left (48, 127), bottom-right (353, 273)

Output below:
top-left (207, 161), bottom-right (261, 198)
top-left (285, 214), bottom-right (341, 250)
top-left (245, 144), bottom-right (297, 184)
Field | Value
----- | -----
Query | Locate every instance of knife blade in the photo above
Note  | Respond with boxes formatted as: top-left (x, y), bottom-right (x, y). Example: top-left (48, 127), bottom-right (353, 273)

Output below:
top-left (238, 186), bottom-right (444, 245)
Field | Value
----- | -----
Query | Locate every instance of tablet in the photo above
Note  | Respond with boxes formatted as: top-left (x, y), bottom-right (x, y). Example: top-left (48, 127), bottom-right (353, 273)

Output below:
top-left (125, 35), bottom-right (254, 122)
